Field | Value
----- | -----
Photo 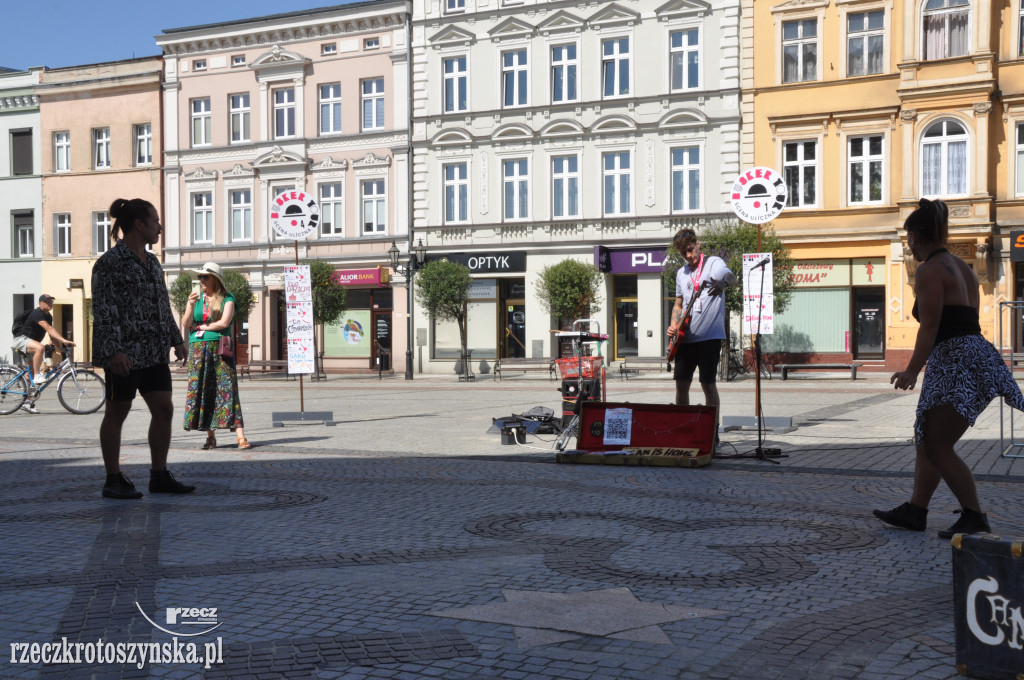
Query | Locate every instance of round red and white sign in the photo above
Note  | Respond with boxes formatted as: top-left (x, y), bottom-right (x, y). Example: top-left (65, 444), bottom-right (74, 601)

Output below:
top-left (730, 167), bottom-right (787, 224)
top-left (270, 191), bottom-right (319, 239)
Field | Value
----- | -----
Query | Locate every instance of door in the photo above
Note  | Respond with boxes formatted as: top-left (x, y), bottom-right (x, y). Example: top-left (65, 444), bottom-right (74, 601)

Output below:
top-left (852, 287), bottom-right (884, 359)
top-left (372, 311), bottom-right (392, 371)
top-left (614, 300), bottom-right (639, 359)
top-left (505, 304), bottom-right (526, 358)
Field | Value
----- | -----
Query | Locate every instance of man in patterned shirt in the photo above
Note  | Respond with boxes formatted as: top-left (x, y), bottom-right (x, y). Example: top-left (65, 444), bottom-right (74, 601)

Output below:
top-left (92, 198), bottom-right (194, 500)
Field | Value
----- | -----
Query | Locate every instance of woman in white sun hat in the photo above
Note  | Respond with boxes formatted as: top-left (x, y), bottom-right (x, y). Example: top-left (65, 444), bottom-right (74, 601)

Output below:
top-left (181, 262), bottom-right (252, 450)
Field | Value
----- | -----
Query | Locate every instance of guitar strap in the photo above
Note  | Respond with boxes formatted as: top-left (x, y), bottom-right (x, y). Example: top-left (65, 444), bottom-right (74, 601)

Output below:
top-left (689, 254), bottom-right (705, 313)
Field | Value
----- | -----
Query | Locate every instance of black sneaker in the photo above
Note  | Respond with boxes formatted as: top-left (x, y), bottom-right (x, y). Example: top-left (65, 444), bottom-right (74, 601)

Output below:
top-left (937, 508), bottom-right (990, 539)
top-left (149, 469), bottom-right (195, 494)
top-left (873, 502), bottom-right (927, 531)
top-left (102, 473), bottom-right (143, 500)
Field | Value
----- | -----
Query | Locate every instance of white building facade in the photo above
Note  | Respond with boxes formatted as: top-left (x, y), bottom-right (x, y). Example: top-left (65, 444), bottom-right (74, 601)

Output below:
top-left (0, 68), bottom-right (43, 359)
top-left (410, 0), bottom-right (741, 375)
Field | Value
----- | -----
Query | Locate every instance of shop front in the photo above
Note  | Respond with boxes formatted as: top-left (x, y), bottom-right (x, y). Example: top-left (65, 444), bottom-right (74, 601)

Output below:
top-left (595, 245), bottom-right (671, 360)
top-left (322, 266), bottom-right (393, 373)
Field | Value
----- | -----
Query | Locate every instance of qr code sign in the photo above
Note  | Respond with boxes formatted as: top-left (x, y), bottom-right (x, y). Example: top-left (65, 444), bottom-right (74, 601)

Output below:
top-left (603, 408), bottom-right (632, 446)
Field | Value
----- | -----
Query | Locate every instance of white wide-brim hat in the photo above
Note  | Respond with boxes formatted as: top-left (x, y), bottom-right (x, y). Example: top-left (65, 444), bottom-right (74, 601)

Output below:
top-left (191, 262), bottom-right (226, 289)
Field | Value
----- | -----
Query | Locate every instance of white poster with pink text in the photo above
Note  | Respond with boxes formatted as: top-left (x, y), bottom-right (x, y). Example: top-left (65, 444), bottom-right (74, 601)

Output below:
top-left (283, 265), bottom-right (314, 374)
top-left (742, 253), bottom-right (774, 336)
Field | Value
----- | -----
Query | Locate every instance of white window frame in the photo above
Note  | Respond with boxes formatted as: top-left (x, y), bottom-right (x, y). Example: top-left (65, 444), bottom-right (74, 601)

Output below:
top-left (319, 182), bottom-right (344, 237)
top-left (273, 88), bottom-right (296, 139)
top-left (364, 37), bottom-right (380, 50)
top-left (501, 49), bottom-right (529, 108)
top-left (193, 59), bottom-right (207, 71)
top-left (229, 93), bottom-right (251, 144)
top-left (446, 0), bottom-right (465, 13)
top-left (54, 131), bottom-right (70, 173)
top-left (602, 150), bottom-right (632, 216)
top-left (361, 180), bottom-right (387, 233)
top-left (191, 98), bottom-right (211, 148)
top-left (443, 162), bottom-right (469, 224)
top-left (670, 28), bottom-right (700, 92)
top-left (232, 54), bottom-right (246, 67)
top-left (16, 222), bottom-right (33, 258)
top-left (671, 146), bottom-right (702, 213)
top-left (361, 78), bottom-right (385, 131)
top-left (551, 43), bottom-right (579, 104)
top-left (601, 37), bottom-right (631, 99)
top-left (782, 139), bottom-right (819, 208)
top-left (229, 189), bottom-right (252, 242)
top-left (55, 213), bottom-right (72, 257)
top-left (845, 9), bottom-right (885, 77)
top-left (1015, 121), bottom-right (1024, 197)
top-left (93, 211), bottom-right (111, 255)
top-left (93, 127), bottom-right (110, 169)
top-left (920, 118), bottom-right (969, 198)
top-left (781, 18), bottom-right (818, 84)
top-left (502, 158), bottom-right (530, 221)
top-left (443, 55), bottom-right (468, 113)
top-left (322, 43), bottom-right (337, 55)
top-left (551, 154), bottom-right (580, 219)
top-left (192, 192), bottom-right (214, 245)
top-left (922, 0), bottom-right (970, 61)
top-left (1019, 0), bottom-right (1024, 57)
top-left (134, 123), bottom-right (152, 166)
top-left (847, 133), bottom-right (885, 205)
top-left (319, 83), bottom-right (342, 135)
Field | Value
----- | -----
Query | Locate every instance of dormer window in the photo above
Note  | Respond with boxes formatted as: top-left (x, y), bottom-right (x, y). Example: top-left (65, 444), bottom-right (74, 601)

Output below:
top-left (193, 59), bottom-right (207, 71)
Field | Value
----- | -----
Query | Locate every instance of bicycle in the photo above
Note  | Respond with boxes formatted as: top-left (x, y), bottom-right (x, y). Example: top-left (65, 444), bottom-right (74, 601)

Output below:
top-left (723, 345), bottom-right (771, 382)
top-left (0, 347), bottom-right (106, 415)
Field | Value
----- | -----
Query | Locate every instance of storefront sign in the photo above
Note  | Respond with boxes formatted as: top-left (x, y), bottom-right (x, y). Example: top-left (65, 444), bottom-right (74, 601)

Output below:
top-left (852, 258), bottom-right (886, 286)
top-left (427, 251), bottom-right (526, 273)
top-left (467, 279), bottom-right (497, 300)
top-left (784, 260), bottom-right (851, 287)
top-left (331, 268), bottom-right (385, 287)
top-left (593, 246), bottom-right (668, 274)
top-left (283, 265), bottom-right (314, 374)
top-left (1011, 230), bottom-right (1024, 263)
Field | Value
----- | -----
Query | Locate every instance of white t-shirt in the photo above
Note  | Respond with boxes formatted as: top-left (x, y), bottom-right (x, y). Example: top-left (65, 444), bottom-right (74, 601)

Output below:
top-left (674, 254), bottom-right (732, 342)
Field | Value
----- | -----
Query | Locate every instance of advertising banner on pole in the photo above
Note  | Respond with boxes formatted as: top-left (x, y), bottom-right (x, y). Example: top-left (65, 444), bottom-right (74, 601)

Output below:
top-left (742, 253), bottom-right (775, 335)
top-left (283, 265), bottom-right (314, 374)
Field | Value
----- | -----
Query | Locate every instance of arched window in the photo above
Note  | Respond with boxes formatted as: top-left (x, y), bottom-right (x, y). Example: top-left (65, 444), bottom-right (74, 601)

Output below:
top-left (921, 119), bottom-right (968, 197)
top-left (922, 0), bottom-right (969, 60)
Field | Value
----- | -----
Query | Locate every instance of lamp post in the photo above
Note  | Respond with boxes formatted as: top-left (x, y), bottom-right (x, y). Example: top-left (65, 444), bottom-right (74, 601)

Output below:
top-left (389, 238), bottom-right (426, 380)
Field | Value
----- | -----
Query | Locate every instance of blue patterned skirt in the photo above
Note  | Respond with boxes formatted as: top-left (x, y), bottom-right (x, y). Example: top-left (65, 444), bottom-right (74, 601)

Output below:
top-left (183, 340), bottom-right (244, 431)
top-left (915, 334), bottom-right (1024, 444)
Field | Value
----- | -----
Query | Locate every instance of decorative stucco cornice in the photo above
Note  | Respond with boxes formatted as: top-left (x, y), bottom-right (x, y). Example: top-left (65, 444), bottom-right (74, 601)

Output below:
top-left (184, 167), bottom-right (218, 181)
top-left (352, 152), bottom-right (391, 169)
top-left (0, 94), bottom-right (38, 110)
top-left (253, 145), bottom-right (307, 168)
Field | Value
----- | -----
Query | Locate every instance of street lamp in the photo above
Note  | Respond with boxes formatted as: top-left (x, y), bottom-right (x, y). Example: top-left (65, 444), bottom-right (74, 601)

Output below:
top-left (389, 238), bottom-right (427, 380)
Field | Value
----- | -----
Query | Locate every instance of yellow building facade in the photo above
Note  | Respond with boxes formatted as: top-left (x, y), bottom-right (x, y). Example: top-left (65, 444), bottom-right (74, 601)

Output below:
top-left (742, 0), bottom-right (1021, 371)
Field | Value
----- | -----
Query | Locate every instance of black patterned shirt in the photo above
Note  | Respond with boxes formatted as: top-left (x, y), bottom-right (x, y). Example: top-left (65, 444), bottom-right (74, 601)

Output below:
top-left (91, 241), bottom-right (183, 370)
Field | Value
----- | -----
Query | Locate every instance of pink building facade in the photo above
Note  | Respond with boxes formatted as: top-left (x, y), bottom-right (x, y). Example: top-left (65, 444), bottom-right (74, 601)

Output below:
top-left (157, 1), bottom-right (410, 373)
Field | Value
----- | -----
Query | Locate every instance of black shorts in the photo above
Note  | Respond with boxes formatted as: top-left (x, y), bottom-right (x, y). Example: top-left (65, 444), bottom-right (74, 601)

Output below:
top-left (105, 363), bottom-right (173, 402)
top-left (673, 339), bottom-right (722, 384)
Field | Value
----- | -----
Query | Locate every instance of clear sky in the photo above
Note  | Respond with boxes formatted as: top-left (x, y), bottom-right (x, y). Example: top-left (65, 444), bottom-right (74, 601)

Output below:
top-left (1, 0), bottom-right (362, 71)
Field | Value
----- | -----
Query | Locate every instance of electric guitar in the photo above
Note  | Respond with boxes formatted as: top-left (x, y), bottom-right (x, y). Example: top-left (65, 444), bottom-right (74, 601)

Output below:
top-left (666, 280), bottom-right (711, 362)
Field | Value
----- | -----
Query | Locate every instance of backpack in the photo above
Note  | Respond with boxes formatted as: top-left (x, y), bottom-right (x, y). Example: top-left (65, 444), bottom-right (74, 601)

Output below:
top-left (11, 308), bottom-right (31, 337)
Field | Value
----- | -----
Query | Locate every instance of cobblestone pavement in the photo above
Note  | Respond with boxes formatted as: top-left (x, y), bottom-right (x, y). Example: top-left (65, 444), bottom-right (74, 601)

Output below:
top-left (2, 371), bottom-right (1023, 679)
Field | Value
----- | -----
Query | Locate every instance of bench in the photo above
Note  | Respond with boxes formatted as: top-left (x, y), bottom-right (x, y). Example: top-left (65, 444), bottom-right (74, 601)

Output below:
top-left (494, 357), bottom-right (555, 380)
top-left (778, 363), bottom-right (863, 380)
top-left (239, 359), bottom-right (294, 380)
top-left (620, 356), bottom-right (668, 379)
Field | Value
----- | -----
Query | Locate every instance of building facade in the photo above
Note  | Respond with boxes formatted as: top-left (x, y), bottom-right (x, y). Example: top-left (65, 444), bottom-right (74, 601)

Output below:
top-left (410, 0), bottom-right (741, 375)
top-left (0, 67), bottom-right (43, 360)
top-left (36, 57), bottom-right (164, 364)
top-left (157, 1), bottom-right (411, 374)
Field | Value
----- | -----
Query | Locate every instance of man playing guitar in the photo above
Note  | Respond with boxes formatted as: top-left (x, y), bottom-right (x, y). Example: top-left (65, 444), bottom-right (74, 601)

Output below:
top-left (667, 229), bottom-right (737, 446)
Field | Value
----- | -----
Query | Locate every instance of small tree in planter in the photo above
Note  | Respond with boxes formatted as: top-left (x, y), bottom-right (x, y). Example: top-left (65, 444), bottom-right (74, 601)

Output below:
top-left (415, 259), bottom-right (473, 373)
top-left (535, 259), bottom-right (603, 357)
top-left (304, 260), bottom-right (347, 375)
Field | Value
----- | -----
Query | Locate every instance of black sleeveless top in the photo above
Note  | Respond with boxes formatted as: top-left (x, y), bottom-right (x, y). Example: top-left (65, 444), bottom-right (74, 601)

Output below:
top-left (911, 301), bottom-right (981, 343)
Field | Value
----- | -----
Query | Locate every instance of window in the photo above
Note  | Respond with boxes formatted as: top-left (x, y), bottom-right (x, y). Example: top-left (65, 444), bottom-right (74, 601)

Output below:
top-left (229, 93), bottom-right (250, 143)
top-left (93, 128), bottom-right (110, 169)
top-left (54, 131), bottom-right (70, 173)
top-left (671, 146), bottom-right (701, 212)
top-left (847, 10), bottom-right (884, 76)
top-left (923, 0), bottom-right (969, 60)
top-left (55, 213), bottom-right (71, 256)
top-left (14, 213), bottom-right (33, 258)
top-left (192, 192), bottom-right (213, 244)
top-left (361, 78), bottom-right (385, 130)
top-left (443, 56), bottom-right (468, 113)
top-left (93, 211), bottom-right (110, 255)
top-left (322, 43), bottom-right (337, 55)
top-left (273, 88), bottom-right (295, 139)
top-left (230, 189), bottom-right (252, 241)
top-left (11, 130), bottom-right (32, 176)
top-left (320, 83), bottom-right (342, 134)
top-left (1020, 0), bottom-right (1024, 56)
top-left (602, 38), bottom-right (630, 98)
top-left (320, 183), bottom-right (344, 236)
top-left (503, 159), bottom-right (529, 220)
top-left (364, 37), bottom-right (380, 50)
top-left (552, 155), bottom-right (579, 218)
top-left (502, 50), bottom-right (528, 107)
top-left (603, 151), bottom-right (631, 216)
top-left (232, 54), bottom-right (246, 67)
top-left (361, 180), bottom-right (386, 233)
top-left (444, 162), bottom-right (469, 223)
top-left (1016, 123), bottom-right (1024, 196)
top-left (670, 29), bottom-right (699, 91)
top-left (783, 140), bottom-right (817, 207)
top-left (193, 59), bottom-right (207, 71)
top-left (848, 135), bottom-right (883, 204)
top-left (551, 44), bottom-right (578, 103)
top-left (191, 98), bottom-right (211, 147)
top-left (782, 19), bottom-right (818, 83)
top-left (921, 119), bottom-right (968, 197)
top-left (134, 123), bottom-right (152, 166)
top-left (446, 0), bottom-right (465, 11)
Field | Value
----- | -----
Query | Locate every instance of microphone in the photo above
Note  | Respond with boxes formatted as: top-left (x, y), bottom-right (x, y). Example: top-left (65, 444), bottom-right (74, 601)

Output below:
top-left (751, 257), bottom-right (771, 268)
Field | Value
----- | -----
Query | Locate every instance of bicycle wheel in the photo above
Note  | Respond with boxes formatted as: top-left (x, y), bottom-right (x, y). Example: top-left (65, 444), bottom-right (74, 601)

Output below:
top-left (0, 366), bottom-right (29, 415)
top-left (555, 414), bottom-right (579, 452)
top-left (57, 369), bottom-right (106, 414)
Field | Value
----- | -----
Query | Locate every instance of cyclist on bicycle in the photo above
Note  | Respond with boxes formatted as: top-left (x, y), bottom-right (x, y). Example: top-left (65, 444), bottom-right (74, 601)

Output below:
top-left (11, 294), bottom-right (74, 386)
